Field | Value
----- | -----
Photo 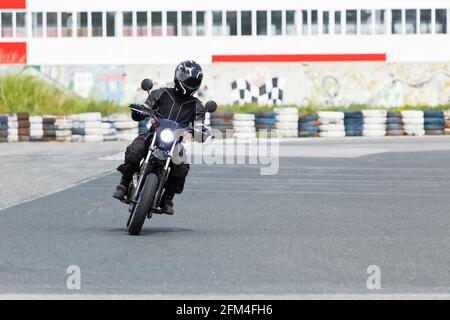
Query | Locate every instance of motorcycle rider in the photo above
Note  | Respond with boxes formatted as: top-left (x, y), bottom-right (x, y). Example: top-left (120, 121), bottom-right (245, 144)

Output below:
top-left (112, 60), bottom-right (210, 215)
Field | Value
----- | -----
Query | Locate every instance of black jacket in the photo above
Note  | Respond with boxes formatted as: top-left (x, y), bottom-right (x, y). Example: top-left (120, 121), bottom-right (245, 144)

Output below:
top-left (131, 87), bottom-right (206, 127)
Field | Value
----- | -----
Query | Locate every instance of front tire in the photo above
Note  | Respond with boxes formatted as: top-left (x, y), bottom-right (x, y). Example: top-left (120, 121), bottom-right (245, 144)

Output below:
top-left (128, 173), bottom-right (159, 235)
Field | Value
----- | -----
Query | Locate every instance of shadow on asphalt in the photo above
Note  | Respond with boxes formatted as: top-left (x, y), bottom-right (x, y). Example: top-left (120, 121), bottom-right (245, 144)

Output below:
top-left (107, 227), bottom-right (195, 236)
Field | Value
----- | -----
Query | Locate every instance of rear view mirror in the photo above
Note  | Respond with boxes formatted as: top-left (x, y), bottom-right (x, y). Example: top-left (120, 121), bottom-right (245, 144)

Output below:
top-left (141, 79), bottom-right (153, 92)
top-left (205, 101), bottom-right (217, 113)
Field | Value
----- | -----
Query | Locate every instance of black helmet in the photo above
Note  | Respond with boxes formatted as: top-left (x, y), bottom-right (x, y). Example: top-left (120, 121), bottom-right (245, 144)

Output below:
top-left (174, 60), bottom-right (203, 96)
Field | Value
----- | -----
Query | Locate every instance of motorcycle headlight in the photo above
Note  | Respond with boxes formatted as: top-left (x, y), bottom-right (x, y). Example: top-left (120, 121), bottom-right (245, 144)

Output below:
top-left (160, 129), bottom-right (174, 143)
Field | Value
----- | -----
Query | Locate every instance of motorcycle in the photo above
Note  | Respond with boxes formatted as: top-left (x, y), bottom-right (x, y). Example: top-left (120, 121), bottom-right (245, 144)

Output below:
top-left (124, 79), bottom-right (217, 235)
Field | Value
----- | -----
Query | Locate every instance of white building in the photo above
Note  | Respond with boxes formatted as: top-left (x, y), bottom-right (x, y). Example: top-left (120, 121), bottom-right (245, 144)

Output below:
top-left (1, 0), bottom-right (450, 106)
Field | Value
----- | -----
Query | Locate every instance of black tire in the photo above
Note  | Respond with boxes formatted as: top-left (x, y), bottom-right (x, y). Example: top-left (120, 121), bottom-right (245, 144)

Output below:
top-left (128, 173), bottom-right (159, 235)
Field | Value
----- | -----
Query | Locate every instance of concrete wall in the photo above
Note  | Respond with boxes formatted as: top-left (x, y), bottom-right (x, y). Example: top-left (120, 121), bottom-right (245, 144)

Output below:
top-left (2, 62), bottom-right (450, 107)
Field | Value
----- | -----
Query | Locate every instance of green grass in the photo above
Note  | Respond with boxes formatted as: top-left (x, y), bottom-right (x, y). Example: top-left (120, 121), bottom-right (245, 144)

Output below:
top-left (1, 75), bottom-right (449, 116)
top-left (0, 75), bottom-right (127, 115)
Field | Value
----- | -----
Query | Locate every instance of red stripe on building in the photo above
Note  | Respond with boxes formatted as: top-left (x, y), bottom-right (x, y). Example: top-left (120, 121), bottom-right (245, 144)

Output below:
top-left (212, 54), bottom-right (386, 63)
top-left (0, 0), bottom-right (26, 9)
top-left (0, 43), bottom-right (27, 64)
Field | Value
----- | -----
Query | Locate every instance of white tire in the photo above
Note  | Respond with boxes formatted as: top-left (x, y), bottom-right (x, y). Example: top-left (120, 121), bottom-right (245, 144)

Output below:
top-left (403, 124), bottom-right (424, 130)
top-left (115, 121), bottom-right (138, 130)
top-left (274, 107), bottom-right (298, 115)
top-left (84, 135), bottom-right (104, 142)
top-left (319, 131), bottom-right (346, 138)
top-left (275, 122), bottom-right (298, 129)
top-left (233, 132), bottom-right (256, 139)
top-left (71, 135), bottom-right (84, 142)
top-left (234, 114), bottom-right (255, 121)
top-left (56, 130), bottom-right (72, 137)
top-left (83, 121), bottom-right (102, 129)
top-left (83, 128), bottom-right (103, 135)
top-left (363, 130), bottom-right (386, 137)
top-left (234, 127), bottom-right (256, 133)
top-left (7, 122), bottom-right (18, 129)
top-left (30, 124), bottom-right (43, 130)
top-left (103, 135), bottom-right (118, 141)
top-left (117, 133), bottom-right (138, 141)
top-left (401, 110), bottom-right (424, 118)
top-left (275, 114), bottom-right (299, 122)
top-left (233, 120), bottom-right (255, 127)
top-left (109, 113), bottom-right (130, 122)
top-left (404, 129), bottom-right (425, 136)
top-left (8, 136), bottom-right (19, 142)
top-left (402, 118), bottom-right (424, 125)
top-left (363, 117), bottom-right (387, 124)
top-left (363, 124), bottom-right (387, 131)
top-left (29, 116), bottom-right (43, 124)
top-left (319, 124), bottom-right (345, 132)
top-left (273, 129), bottom-right (298, 138)
top-left (320, 118), bottom-right (344, 125)
top-left (317, 111), bottom-right (344, 120)
top-left (70, 112), bottom-right (102, 122)
top-left (362, 110), bottom-right (387, 118)
top-left (30, 129), bottom-right (44, 136)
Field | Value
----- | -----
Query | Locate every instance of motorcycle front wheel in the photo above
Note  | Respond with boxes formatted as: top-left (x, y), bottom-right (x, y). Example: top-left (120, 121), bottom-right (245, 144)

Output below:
top-left (127, 173), bottom-right (159, 235)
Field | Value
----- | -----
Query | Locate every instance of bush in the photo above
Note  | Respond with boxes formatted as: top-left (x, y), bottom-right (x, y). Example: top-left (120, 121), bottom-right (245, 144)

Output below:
top-left (0, 75), bottom-right (127, 115)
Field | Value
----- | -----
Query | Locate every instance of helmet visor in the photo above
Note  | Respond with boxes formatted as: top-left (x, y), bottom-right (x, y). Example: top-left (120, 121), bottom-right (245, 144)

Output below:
top-left (176, 70), bottom-right (203, 90)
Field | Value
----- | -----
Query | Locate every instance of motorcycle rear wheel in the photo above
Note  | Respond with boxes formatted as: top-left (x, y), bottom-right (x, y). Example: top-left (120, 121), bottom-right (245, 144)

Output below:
top-left (127, 173), bottom-right (159, 235)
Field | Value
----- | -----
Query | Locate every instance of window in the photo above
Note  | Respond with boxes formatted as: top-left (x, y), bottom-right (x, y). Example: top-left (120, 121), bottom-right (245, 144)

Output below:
top-left (334, 11), bottom-right (341, 34)
top-left (226, 11), bottom-right (237, 36)
top-left (16, 12), bottom-right (27, 37)
top-left (405, 9), bottom-right (417, 34)
top-left (106, 12), bottom-right (116, 37)
top-left (196, 11), bottom-right (206, 36)
top-left (123, 12), bottom-right (133, 37)
top-left (167, 11), bottom-right (178, 36)
top-left (137, 12), bottom-right (148, 36)
top-left (151, 12), bottom-right (162, 36)
top-left (391, 9), bottom-right (403, 34)
top-left (257, 11), bottom-right (267, 35)
top-left (271, 10), bottom-right (282, 35)
top-left (32, 12), bottom-right (43, 37)
top-left (61, 12), bottom-right (72, 37)
top-left (77, 12), bottom-right (88, 37)
top-left (311, 10), bottom-right (318, 34)
top-left (323, 11), bottom-right (329, 34)
top-left (435, 9), bottom-right (447, 34)
top-left (181, 11), bottom-right (192, 36)
top-left (302, 10), bottom-right (308, 34)
top-left (361, 10), bottom-right (372, 34)
top-left (212, 11), bottom-right (223, 36)
top-left (46, 12), bottom-right (58, 37)
top-left (1, 12), bottom-right (13, 37)
top-left (241, 11), bottom-right (252, 36)
top-left (286, 10), bottom-right (297, 35)
top-left (91, 12), bottom-right (103, 37)
top-left (375, 9), bottom-right (386, 34)
top-left (346, 10), bottom-right (357, 34)
top-left (420, 9), bottom-right (432, 34)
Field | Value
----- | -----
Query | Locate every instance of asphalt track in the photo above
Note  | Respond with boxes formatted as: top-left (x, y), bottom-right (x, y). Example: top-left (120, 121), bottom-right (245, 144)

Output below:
top-left (1, 137), bottom-right (450, 297)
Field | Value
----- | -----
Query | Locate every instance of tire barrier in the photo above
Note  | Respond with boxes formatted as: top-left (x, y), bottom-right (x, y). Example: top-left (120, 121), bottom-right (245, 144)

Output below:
top-left (54, 116), bottom-right (72, 142)
top-left (233, 113), bottom-right (256, 139)
top-left (253, 111), bottom-right (276, 138)
top-left (17, 112), bottom-right (30, 142)
top-left (423, 110), bottom-right (445, 136)
top-left (101, 117), bottom-right (118, 141)
top-left (386, 111), bottom-right (405, 136)
top-left (401, 110), bottom-right (425, 136)
top-left (110, 113), bottom-right (139, 141)
top-left (30, 116), bottom-right (44, 141)
top-left (362, 110), bottom-right (386, 137)
top-left (318, 111), bottom-right (345, 138)
top-left (0, 115), bottom-right (8, 143)
top-left (6, 114), bottom-right (19, 142)
top-left (70, 112), bottom-right (103, 142)
top-left (445, 110), bottom-right (450, 136)
top-left (298, 113), bottom-right (320, 137)
top-left (343, 111), bottom-right (363, 137)
top-left (274, 108), bottom-right (298, 138)
top-left (210, 112), bottom-right (234, 136)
